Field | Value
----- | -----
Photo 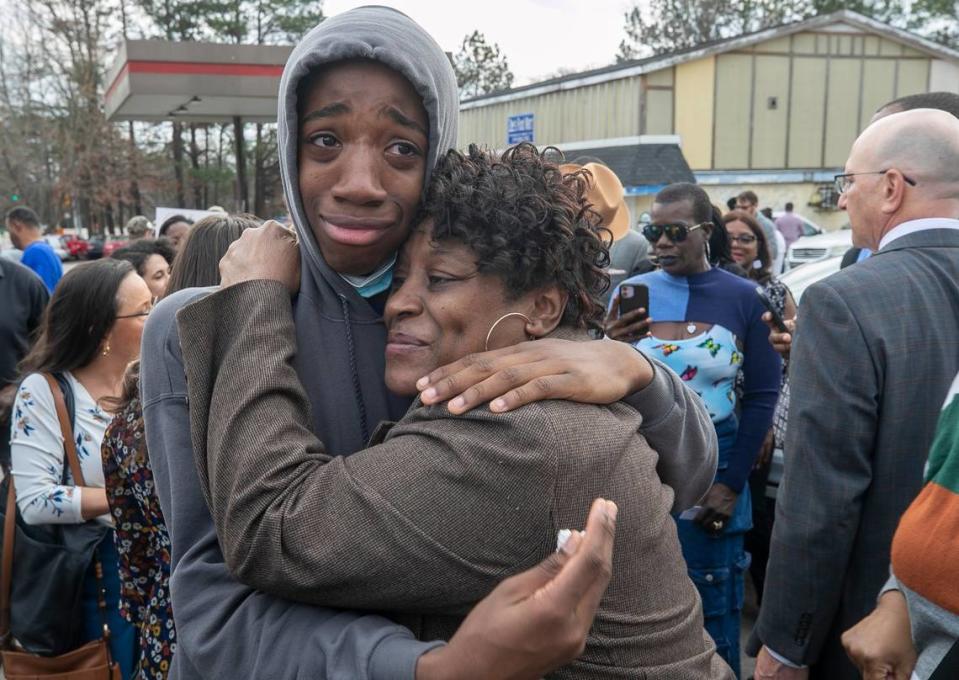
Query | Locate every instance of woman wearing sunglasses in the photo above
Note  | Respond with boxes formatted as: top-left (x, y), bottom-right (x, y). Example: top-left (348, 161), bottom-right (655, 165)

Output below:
top-left (608, 183), bottom-right (782, 678)
top-left (8, 258), bottom-right (154, 678)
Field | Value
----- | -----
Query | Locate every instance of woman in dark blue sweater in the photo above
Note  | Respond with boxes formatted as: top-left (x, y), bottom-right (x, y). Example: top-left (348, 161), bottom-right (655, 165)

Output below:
top-left (609, 183), bottom-right (781, 678)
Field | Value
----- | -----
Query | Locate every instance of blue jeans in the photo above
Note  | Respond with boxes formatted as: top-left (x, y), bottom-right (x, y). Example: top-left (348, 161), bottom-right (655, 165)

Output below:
top-left (82, 529), bottom-right (136, 680)
top-left (676, 416), bottom-right (751, 679)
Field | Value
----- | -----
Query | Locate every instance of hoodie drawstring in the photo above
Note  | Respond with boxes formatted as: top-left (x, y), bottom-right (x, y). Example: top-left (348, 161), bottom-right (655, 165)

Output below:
top-left (339, 294), bottom-right (370, 444)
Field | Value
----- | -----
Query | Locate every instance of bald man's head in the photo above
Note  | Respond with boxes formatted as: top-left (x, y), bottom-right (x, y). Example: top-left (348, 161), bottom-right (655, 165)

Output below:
top-left (840, 109), bottom-right (959, 249)
top-left (859, 109), bottom-right (959, 191)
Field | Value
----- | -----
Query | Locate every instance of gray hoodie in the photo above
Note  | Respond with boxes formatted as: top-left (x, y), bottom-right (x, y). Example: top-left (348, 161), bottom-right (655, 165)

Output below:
top-left (278, 5), bottom-right (459, 452)
top-left (141, 5), bottom-right (717, 679)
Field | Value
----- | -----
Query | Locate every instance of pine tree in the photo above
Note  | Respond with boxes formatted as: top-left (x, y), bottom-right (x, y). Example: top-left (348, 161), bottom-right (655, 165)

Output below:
top-left (136, 0), bottom-right (208, 40)
top-left (904, 0), bottom-right (959, 46)
top-left (205, 0), bottom-right (323, 44)
top-left (453, 31), bottom-right (515, 99)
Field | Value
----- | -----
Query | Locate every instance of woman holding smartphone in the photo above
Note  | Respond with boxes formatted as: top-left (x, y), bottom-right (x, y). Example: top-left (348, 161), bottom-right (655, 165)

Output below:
top-left (608, 183), bottom-right (782, 678)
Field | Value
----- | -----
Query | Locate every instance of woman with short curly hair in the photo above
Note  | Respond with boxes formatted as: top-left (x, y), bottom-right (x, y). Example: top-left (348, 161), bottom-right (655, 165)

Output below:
top-left (417, 143), bottom-right (610, 332)
top-left (177, 143), bottom-right (731, 678)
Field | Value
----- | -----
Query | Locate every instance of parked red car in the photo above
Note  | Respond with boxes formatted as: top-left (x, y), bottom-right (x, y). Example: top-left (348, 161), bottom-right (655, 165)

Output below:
top-left (63, 236), bottom-right (90, 260)
top-left (86, 236), bottom-right (129, 259)
top-left (103, 239), bottom-right (128, 258)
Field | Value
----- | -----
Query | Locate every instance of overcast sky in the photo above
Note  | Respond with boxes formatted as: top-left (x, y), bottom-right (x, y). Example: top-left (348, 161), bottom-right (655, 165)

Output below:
top-left (324, 0), bottom-right (637, 85)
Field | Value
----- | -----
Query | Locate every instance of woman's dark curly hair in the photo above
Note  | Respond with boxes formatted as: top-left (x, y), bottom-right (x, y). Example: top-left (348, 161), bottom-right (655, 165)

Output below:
top-left (420, 143), bottom-right (610, 331)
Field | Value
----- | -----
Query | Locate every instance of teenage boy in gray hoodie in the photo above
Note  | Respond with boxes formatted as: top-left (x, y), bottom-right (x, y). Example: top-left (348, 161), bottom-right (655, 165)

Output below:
top-left (141, 7), bottom-right (718, 679)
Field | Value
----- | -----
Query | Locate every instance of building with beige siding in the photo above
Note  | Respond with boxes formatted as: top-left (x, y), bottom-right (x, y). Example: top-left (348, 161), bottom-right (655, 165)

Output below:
top-left (459, 10), bottom-right (959, 230)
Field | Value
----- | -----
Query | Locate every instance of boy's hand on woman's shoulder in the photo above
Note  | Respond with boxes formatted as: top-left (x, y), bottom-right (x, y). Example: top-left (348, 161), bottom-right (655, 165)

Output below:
top-left (219, 220), bottom-right (300, 294)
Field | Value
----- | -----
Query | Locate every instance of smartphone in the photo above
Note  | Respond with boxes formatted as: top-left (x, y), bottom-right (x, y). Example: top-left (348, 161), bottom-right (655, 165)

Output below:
top-left (619, 283), bottom-right (649, 317)
top-left (755, 286), bottom-right (788, 332)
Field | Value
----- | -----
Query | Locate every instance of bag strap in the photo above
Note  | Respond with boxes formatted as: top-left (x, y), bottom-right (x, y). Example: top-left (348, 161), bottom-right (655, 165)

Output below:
top-left (42, 373), bottom-right (85, 487)
top-left (51, 373), bottom-right (76, 487)
top-left (0, 470), bottom-right (16, 646)
top-left (52, 373), bottom-right (76, 432)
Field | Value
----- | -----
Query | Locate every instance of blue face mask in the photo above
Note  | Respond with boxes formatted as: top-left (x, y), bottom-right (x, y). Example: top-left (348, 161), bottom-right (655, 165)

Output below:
top-left (353, 268), bottom-right (393, 298)
top-left (339, 256), bottom-right (396, 298)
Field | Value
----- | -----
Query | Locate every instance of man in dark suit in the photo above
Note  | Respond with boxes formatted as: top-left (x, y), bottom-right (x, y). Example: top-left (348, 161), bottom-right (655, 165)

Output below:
top-left (750, 108), bottom-right (959, 679)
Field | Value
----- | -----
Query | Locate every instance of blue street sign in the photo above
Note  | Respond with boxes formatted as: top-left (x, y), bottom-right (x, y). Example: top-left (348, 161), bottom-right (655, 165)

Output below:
top-left (507, 113), bottom-right (534, 145)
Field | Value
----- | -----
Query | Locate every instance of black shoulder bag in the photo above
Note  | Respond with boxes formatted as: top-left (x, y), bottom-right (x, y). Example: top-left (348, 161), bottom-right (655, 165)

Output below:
top-left (0, 372), bottom-right (109, 656)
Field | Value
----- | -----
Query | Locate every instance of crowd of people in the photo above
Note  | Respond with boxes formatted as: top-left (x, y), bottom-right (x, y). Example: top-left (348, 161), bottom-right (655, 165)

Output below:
top-left (1, 6), bottom-right (958, 680)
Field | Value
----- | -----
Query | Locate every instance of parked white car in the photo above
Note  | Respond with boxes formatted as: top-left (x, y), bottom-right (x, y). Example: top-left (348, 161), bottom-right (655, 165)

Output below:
top-left (43, 235), bottom-right (70, 262)
top-left (785, 225), bottom-right (852, 269)
top-left (781, 255), bottom-right (844, 302)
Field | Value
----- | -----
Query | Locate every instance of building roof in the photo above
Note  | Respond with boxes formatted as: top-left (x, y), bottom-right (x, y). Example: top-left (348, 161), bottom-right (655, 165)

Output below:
top-left (461, 10), bottom-right (959, 110)
top-left (565, 143), bottom-right (694, 192)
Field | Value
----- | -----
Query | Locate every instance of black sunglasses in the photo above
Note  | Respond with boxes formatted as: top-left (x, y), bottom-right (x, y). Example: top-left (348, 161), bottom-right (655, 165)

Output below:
top-left (642, 222), bottom-right (709, 243)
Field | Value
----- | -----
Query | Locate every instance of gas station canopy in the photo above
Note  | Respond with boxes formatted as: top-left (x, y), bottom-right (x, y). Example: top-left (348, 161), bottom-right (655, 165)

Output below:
top-left (105, 40), bottom-right (292, 124)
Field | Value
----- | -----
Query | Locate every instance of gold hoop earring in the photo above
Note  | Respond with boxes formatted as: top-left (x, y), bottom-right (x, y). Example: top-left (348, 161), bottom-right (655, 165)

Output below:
top-left (485, 312), bottom-right (533, 352)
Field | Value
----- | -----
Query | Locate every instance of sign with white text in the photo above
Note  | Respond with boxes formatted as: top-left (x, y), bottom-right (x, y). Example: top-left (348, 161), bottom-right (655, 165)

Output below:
top-left (507, 113), bottom-right (534, 145)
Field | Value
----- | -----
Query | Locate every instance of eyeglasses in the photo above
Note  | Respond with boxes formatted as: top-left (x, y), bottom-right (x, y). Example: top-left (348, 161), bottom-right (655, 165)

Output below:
top-left (728, 234), bottom-right (758, 245)
top-left (642, 222), bottom-right (709, 243)
top-left (116, 297), bottom-right (157, 319)
top-left (834, 169), bottom-right (917, 195)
